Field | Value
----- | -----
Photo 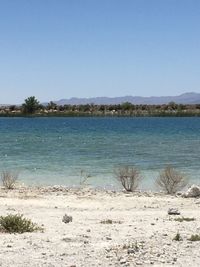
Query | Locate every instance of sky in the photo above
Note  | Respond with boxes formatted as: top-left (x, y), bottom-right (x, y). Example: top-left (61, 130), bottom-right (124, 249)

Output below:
top-left (0, 0), bottom-right (200, 104)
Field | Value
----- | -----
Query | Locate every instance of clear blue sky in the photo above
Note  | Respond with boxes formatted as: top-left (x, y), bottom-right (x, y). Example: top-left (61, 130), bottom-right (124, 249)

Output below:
top-left (0, 0), bottom-right (200, 104)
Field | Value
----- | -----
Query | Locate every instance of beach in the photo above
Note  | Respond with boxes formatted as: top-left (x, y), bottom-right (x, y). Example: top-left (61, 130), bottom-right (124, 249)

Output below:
top-left (0, 186), bottom-right (199, 267)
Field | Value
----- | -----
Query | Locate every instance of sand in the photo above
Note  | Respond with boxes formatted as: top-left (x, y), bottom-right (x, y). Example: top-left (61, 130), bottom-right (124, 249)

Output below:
top-left (0, 186), bottom-right (199, 267)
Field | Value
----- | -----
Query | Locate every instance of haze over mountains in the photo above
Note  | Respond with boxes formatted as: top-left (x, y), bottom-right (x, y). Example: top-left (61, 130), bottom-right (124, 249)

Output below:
top-left (52, 92), bottom-right (200, 105)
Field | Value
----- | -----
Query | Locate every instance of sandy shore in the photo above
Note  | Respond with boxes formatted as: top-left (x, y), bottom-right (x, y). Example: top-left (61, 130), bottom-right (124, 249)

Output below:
top-left (0, 186), bottom-right (199, 267)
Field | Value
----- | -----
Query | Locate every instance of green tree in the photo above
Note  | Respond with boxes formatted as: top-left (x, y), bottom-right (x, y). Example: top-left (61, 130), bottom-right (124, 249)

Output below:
top-left (22, 96), bottom-right (40, 114)
top-left (121, 102), bottom-right (133, 111)
top-left (47, 101), bottom-right (57, 110)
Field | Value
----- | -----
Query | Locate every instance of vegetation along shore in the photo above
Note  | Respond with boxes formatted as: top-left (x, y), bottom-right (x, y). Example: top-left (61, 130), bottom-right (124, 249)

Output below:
top-left (2, 96), bottom-right (200, 117)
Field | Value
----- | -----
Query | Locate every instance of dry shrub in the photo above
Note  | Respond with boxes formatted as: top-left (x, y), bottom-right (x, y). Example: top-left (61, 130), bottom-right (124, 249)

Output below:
top-left (173, 232), bottom-right (182, 241)
top-left (115, 166), bottom-right (142, 192)
top-left (100, 219), bottom-right (122, 224)
top-left (1, 171), bottom-right (18, 189)
top-left (188, 234), bottom-right (200, 241)
top-left (156, 166), bottom-right (188, 194)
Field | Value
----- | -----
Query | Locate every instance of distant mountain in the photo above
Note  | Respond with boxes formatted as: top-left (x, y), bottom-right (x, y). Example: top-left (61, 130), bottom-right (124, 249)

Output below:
top-left (51, 92), bottom-right (200, 105)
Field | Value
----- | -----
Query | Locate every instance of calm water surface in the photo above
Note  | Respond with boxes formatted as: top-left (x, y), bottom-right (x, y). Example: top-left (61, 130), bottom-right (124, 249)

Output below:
top-left (0, 117), bottom-right (200, 189)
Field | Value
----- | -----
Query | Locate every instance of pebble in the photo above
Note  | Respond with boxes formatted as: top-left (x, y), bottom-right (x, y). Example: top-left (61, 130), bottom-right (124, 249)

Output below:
top-left (120, 259), bottom-right (127, 264)
top-left (168, 208), bottom-right (180, 215)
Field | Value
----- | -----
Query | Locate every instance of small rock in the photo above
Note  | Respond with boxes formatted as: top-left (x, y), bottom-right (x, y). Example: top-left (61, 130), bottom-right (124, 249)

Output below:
top-left (127, 248), bottom-right (135, 254)
top-left (182, 185), bottom-right (200, 198)
top-left (106, 255), bottom-right (112, 258)
top-left (168, 208), bottom-right (180, 215)
top-left (62, 214), bottom-right (73, 224)
top-left (120, 259), bottom-right (127, 265)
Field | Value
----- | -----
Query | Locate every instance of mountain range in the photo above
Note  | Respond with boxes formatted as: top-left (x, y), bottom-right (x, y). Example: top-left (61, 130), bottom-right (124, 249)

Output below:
top-left (51, 92), bottom-right (200, 105)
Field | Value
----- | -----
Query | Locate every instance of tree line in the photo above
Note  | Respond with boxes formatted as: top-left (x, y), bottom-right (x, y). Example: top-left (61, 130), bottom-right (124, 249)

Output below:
top-left (1, 96), bottom-right (200, 116)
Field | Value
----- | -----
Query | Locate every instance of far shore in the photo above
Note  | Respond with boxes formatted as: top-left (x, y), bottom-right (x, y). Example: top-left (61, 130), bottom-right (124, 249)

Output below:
top-left (2, 99), bottom-right (200, 117)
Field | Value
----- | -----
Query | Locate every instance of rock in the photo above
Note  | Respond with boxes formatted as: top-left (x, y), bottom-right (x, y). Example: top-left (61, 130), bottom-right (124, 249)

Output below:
top-left (120, 259), bottom-right (127, 265)
top-left (168, 208), bottom-right (180, 215)
top-left (182, 185), bottom-right (200, 198)
top-left (127, 248), bottom-right (135, 254)
top-left (106, 255), bottom-right (112, 258)
top-left (51, 185), bottom-right (69, 192)
top-left (62, 214), bottom-right (73, 224)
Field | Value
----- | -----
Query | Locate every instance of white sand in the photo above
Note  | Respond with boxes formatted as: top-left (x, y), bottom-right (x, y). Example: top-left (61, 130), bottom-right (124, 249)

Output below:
top-left (0, 187), bottom-right (199, 267)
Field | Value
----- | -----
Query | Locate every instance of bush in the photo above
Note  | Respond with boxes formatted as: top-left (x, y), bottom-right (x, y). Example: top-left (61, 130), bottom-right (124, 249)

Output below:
top-left (173, 232), bottom-right (182, 241)
top-left (188, 234), bottom-right (200, 241)
top-left (1, 171), bottom-right (18, 189)
top-left (115, 166), bottom-right (142, 192)
top-left (174, 217), bottom-right (195, 222)
top-left (0, 214), bottom-right (42, 233)
top-left (100, 219), bottom-right (122, 224)
top-left (155, 166), bottom-right (188, 194)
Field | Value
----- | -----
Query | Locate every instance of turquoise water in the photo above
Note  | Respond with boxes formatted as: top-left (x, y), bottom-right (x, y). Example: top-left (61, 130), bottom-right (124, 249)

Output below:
top-left (0, 117), bottom-right (200, 189)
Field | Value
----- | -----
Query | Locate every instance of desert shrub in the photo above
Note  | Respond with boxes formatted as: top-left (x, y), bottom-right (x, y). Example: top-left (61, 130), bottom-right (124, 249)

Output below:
top-left (155, 166), bottom-right (188, 194)
top-left (173, 232), bottom-right (182, 241)
top-left (123, 241), bottom-right (139, 251)
top-left (188, 234), bottom-right (200, 241)
top-left (1, 171), bottom-right (18, 189)
top-left (174, 217), bottom-right (195, 222)
top-left (62, 214), bottom-right (73, 224)
top-left (100, 219), bottom-right (122, 224)
top-left (115, 166), bottom-right (142, 192)
top-left (0, 214), bottom-right (42, 233)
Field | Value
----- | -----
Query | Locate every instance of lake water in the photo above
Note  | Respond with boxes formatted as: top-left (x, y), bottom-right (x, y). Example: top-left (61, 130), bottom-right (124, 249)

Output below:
top-left (0, 117), bottom-right (200, 190)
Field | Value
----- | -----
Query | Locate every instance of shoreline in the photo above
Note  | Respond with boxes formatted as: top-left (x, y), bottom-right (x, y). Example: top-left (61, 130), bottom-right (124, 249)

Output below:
top-left (1, 113), bottom-right (200, 117)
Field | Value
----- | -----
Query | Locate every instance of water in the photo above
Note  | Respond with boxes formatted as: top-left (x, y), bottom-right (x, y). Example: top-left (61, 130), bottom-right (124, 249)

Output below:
top-left (0, 117), bottom-right (200, 189)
